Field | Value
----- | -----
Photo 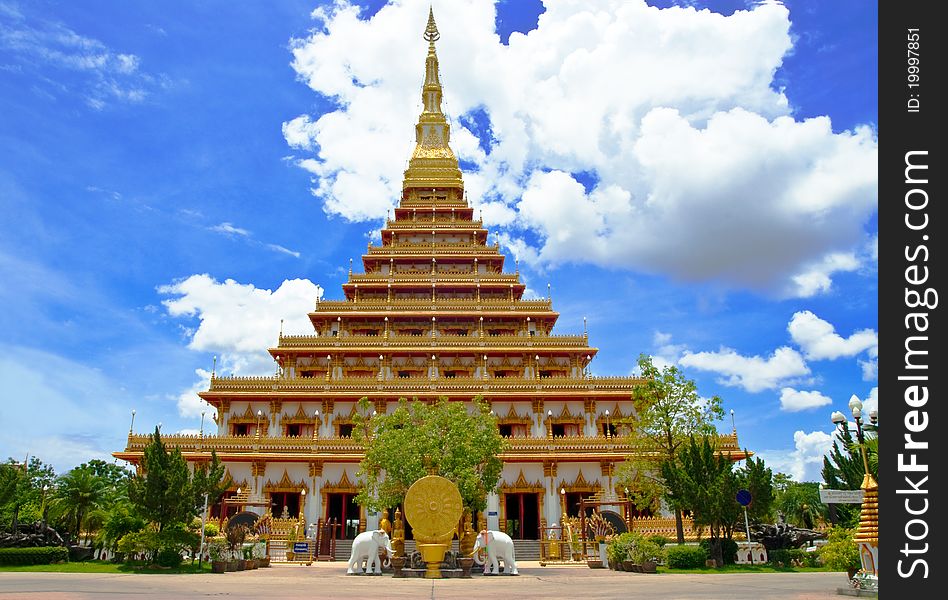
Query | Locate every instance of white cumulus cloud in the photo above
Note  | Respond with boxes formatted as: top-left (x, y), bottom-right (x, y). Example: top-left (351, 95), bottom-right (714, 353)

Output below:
top-left (678, 346), bottom-right (809, 392)
top-left (779, 387), bottom-right (832, 412)
top-left (787, 310), bottom-right (878, 360)
top-left (159, 275), bottom-right (323, 381)
top-left (284, 0), bottom-right (877, 296)
top-left (758, 429), bottom-right (834, 482)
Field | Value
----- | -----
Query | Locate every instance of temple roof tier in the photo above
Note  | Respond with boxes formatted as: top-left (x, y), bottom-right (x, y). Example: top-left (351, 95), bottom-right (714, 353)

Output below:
top-left (346, 273), bottom-right (522, 284)
top-left (311, 298), bottom-right (554, 312)
top-left (384, 217), bottom-right (481, 230)
top-left (364, 241), bottom-right (502, 255)
top-left (272, 333), bottom-right (591, 350)
top-left (114, 432), bottom-right (750, 464)
top-left (202, 374), bottom-right (636, 394)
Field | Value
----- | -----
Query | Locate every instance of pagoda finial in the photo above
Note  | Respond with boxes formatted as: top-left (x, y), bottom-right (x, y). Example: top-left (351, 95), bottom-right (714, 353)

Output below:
top-left (424, 6), bottom-right (440, 43)
top-left (402, 6), bottom-right (463, 192)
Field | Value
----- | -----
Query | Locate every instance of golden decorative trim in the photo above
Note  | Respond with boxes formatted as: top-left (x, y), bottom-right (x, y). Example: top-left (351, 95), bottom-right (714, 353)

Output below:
top-left (499, 470), bottom-right (544, 494)
top-left (321, 470), bottom-right (359, 494)
top-left (263, 469), bottom-right (306, 493)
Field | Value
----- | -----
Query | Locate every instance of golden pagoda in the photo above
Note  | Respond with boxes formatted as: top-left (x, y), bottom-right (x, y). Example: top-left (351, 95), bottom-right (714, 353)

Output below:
top-left (115, 9), bottom-right (748, 549)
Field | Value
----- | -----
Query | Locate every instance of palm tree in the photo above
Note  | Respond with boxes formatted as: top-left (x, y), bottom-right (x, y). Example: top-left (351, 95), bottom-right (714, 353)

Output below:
top-left (54, 468), bottom-right (107, 543)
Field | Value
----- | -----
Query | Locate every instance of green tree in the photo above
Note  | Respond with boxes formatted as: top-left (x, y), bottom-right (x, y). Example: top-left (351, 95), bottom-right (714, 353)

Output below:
top-left (821, 427), bottom-right (869, 528)
top-left (128, 428), bottom-right (196, 532)
top-left (660, 436), bottom-right (739, 566)
top-left (76, 460), bottom-right (132, 502)
top-left (353, 396), bottom-right (505, 512)
top-left (95, 499), bottom-right (146, 553)
top-left (774, 478), bottom-right (825, 529)
top-left (53, 467), bottom-right (107, 542)
top-left (191, 450), bottom-right (229, 514)
top-left (735, 456), bottom-right (775, 525)
top-left (0, 457), bottom-right (56, 533)
top-left (616, 354), bottom-right (725, 543)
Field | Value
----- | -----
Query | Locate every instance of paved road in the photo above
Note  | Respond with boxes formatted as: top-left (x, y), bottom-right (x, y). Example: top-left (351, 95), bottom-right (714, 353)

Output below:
top-left (0, 562), bottom-right (851, 599)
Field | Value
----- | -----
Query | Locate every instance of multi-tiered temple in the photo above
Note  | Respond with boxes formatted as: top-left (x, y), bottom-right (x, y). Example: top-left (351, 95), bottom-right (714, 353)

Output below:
top-left (116, 10), bottom-right (747, 544)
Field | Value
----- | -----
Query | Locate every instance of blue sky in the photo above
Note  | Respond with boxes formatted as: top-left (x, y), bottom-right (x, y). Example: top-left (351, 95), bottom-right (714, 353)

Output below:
top-left (0, 0), bottom-right (877, 480)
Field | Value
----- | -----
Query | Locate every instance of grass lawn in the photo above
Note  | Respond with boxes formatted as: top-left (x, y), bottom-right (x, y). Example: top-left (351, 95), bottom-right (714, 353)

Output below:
top-left (0, 560), bottom-right (214, 574)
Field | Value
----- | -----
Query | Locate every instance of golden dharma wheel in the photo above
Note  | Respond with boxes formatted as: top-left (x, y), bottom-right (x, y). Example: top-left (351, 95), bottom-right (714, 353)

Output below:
top-left (403, 475), bottom-right (463, 540)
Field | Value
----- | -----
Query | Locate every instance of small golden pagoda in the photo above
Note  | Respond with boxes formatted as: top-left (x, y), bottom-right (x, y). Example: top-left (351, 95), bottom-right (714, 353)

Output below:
top-left (114, 8), bottom-right (749, 549)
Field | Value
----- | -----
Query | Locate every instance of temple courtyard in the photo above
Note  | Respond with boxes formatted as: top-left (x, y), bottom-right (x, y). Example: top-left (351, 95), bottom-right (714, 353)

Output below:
top-left (0, 562), bottom-right (849, 599)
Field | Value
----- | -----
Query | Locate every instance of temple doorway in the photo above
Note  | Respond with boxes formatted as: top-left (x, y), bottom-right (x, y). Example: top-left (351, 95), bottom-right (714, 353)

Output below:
top-left (326, 493), bottom-right (359, 539)
top-left (504, 493), bottom-right (539, 540)
top-left (269, 492), bottom-right (301, 519)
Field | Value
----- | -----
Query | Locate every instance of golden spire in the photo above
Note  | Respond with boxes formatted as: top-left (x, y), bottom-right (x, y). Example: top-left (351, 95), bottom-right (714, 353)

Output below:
top-left (424, 6), bottom-right (440, 43)
top-left (403, 7), bottom-right (463, 194)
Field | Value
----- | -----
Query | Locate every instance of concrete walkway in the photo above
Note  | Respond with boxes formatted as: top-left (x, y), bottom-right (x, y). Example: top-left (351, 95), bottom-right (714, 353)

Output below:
top-left (0, 561), bottom-right (851, 599)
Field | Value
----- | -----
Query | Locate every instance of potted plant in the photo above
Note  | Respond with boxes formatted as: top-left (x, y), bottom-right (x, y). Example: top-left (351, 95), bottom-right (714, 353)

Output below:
top-left (254, 541), bottom-right (270, 567)
top-left (285, 525), bottom-right (298, 562)
top-left (209, 540), bottom-right (228, 574)
top-left (631, 538), bottom-right (664, 574)
top-left (243, 544), bottom-right (256, 569)
top-left (226, 525), bottom-right (248, 571)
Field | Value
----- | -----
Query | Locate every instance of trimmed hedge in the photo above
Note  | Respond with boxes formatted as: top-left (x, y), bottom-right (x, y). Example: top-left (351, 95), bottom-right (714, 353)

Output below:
top-left (156, 547), bottom-right (184, 568)
top-left (665, 544), bottom-right (708, 569)
top-left (768, 548), bottom-right (819, 568)
top-left (0, 547), bottom-right (69, 566)
top-left (699, 538), bottom-right (739, 565)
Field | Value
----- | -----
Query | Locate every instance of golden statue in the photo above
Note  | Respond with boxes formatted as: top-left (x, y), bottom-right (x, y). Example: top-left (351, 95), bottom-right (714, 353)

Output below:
top-left (379, 508), bottom-right (392, 537)
top-left (392, 507), bottom-right (405, 558)
top-left (458, 507), bottom-right (477, 557)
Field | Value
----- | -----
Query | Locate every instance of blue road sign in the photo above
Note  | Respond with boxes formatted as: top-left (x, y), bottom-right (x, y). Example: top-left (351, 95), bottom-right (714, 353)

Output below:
top-left (736, 489), bottom-right (752, 507)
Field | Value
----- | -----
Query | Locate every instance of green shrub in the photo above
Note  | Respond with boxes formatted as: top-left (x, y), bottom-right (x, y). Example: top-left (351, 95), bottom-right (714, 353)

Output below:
top-left (648, 535), bottom-right (669, 547)
top-left (156, 547), bottom-right (183, 568)
top-left (0, 547), bottom-right (69, 566)
top-left (699, 538), bottom-right (739, 565)
top-left (630, 538), bottom-right (665, 564)
top-left (208, 539), bottom-right (229, 562)
top-left (203, 522), bottom-right (220, 538)
top-left (606, 531), bottom-right (665, 565)
top-left (607, 532), bottom-right (638, 564)
top-left (818, 527), bottom-right (860, 571)
top-left (117, 527), bottom-right (200, 563)
top-left (665, 544), bottom-right (708, 569)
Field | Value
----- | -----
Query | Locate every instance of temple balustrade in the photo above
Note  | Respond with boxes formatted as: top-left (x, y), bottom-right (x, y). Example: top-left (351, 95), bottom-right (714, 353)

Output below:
top-left (346, 272), bottom-right (519, 284)
top-left (207, 374), bottom-right (642, 393)
top-left (119, 431), bottom-right (743, 457)
top-left (276, 332), bottom-right (588, 349)
top-left (366, 241), bottom-right (501, 254)
top-left (313, 298), bottom-right (553, 311)
top-left (385, 217), bottom-right (483, 229)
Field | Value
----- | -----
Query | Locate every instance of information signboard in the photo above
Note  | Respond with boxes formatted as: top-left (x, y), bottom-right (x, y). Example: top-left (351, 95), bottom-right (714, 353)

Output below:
top-left (819, 489), bottom-right (864, 504)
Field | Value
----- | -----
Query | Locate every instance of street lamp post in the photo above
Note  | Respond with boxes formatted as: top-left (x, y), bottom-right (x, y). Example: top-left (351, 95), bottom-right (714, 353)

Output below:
top-left (831, 395), bottom-right (879, 587)
top-left (198, 491), bottom-right (209, 567)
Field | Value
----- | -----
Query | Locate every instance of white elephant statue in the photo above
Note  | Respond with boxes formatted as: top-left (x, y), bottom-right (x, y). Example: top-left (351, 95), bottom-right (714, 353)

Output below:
top-left (472, 530), bottom-right (518, 575)
top-left (347, 529), bottom-right (394, 574)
